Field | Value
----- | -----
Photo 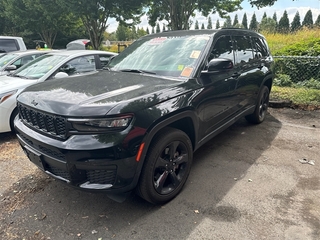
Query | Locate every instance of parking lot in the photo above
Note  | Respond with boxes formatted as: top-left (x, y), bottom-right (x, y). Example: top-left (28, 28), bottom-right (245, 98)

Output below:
top-left (0, 107), bottom-right (319, 240)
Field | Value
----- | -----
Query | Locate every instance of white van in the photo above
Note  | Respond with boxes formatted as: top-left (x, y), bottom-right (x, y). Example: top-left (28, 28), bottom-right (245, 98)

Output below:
top-left (0, 36), bottom-right (27, 55)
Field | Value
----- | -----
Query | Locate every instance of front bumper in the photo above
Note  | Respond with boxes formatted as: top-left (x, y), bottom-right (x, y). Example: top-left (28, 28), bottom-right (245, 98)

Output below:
top-left (14, 117), bottom-right (140, 193)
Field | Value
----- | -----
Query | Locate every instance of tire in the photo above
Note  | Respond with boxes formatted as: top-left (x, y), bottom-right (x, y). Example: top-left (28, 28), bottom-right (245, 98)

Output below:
top-left (137, 127), bottom-right (193, 204)
top-left (245, 86), bottom-right (269, 124)
top-left (10, 108), bottom-right (19, 132)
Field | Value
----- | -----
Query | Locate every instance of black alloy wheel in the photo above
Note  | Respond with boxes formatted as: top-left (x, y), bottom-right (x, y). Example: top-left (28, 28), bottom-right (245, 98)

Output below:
top-left (137, 127), bottom-right (193, 204)
top-left (246, 86), bottom-right (270, 124)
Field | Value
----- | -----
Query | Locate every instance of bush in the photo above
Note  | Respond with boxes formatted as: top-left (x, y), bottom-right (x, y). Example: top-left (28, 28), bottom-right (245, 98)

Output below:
top-left (273, 74), bottom-right (293, 87)
top-left (295, 78), bottom-right (320, 90)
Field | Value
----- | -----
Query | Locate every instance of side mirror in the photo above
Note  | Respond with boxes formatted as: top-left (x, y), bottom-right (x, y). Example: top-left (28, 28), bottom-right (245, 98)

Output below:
top-left (5, 65), bottom-right (17, 71)
top-left (207, 58), bottom-right (233, 72)
top-left (55, 72), bottom-right (69, 79)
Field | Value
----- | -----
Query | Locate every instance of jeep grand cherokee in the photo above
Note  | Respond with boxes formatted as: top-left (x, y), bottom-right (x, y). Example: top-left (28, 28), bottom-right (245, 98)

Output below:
top-left (14, 29), bottom-right (274, 204)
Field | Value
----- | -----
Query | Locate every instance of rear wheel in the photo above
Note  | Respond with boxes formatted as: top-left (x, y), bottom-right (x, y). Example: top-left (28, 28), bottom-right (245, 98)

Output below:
top-left (245, 86), bottom-right (269, 124)
top-left (137, 127), bottom-right (193, 204)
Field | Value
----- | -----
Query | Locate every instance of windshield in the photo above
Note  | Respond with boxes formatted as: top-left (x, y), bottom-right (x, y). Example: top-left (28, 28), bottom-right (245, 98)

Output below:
top-left (12, 54), bottom-right (67, 79)
top-left (109, 35), bottom-right (210, 78)
top-left (0, 53), bottom-right (17, 68)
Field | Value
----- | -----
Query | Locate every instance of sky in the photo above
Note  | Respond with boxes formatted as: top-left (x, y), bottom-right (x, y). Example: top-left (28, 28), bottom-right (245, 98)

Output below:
top-left (107, 0), bottom-right (320, 32)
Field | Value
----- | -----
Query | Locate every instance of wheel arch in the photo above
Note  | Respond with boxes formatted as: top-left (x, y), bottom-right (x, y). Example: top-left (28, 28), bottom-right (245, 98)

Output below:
top-left (138, 110), bottom-right (198, 165)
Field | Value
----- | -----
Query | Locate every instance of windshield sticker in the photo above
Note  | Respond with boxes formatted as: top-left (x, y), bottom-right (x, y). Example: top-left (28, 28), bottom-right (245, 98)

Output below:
top-left (190, 50), bottom-right (201, 59)
top-left (180, 67), bottom-right (193, 77)
top-left (177, 65), bottom-right (184, 70)
top-left (149, 37), bottom-right (167, 45)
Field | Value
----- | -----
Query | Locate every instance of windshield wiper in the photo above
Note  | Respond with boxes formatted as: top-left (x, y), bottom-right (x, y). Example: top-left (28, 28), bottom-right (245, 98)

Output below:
top-left (119, 69), bottom-right (156, 75)
top-left (12, 74), bottom-right (29, 79)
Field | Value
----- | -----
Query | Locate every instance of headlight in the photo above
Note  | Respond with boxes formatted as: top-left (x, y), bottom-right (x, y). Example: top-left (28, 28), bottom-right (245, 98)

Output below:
top-left (0, 90), bottom-right (18, 103)
top-left (68, 115), bottom-right (133, 132)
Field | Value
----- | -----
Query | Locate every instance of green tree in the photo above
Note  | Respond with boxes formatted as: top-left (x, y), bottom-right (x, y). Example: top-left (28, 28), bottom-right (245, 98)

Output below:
top-left (57, 0), bottom-right (148, 49)
top-left (291, 11), bottom-right (301, 32)
top-left (272, 12), bottom-right (278, 32)
top-left (3, 0), bottom-right (78, 48)
top-left (146, 27), bottom-right (150, 34)
top-left (278, 10), bottom-right (290, 33)
top-left (262, 12), bottom-right (267, 20)
top-left (259, 17), bottom-right (276, 33)
top-left (233, 14), bottom-right (239, 26)
top-left (302, 9), bottom-right (313, 28)
top-left (249, 13), bottom-right (258, 31)
top-left (207, 17), bottom-right (213, 29)
top-left (147, 0), bottom-right (242, 30)
top-left (242, 13), bottom-right (248, 29)
top-left (137, 27), bottom-right (147, 38)
top-left (116, 24), bottom-right (128, 41)
top-left (195, 20), bottom-right (199, 29)
top-left (315, 15), bottom-right (320, 27)
top-left (215, 19), bottom-right (220, 29)
top-left (223, 15), bottom-right (232, 28)
top-left (156, 23), bottom-right (161, 33)
top-left (201, 23), bottom-right (205, 29)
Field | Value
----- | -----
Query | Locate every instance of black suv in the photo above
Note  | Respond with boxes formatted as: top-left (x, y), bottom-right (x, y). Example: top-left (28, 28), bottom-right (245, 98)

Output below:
top-left (14, 29), bottom-right (274, 204)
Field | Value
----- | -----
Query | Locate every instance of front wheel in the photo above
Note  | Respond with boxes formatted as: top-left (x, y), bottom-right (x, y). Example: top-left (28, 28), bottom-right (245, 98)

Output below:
top-left (245, 86), bottom-right (269, 124)
top-left (137, 127), bottom-right (193, 204)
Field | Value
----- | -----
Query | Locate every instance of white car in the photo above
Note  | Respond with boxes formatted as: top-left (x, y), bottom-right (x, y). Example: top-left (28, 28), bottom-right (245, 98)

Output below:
top-left (0, 50), bottom-right (117, 133)
top-left (0, 50), bottom-right (52, 76)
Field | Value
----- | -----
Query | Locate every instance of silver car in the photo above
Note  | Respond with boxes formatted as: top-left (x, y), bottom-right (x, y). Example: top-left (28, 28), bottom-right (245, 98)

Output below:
top-left (0, 50), bottom-right (52, 76)
top-left (0, 49), bottom-right (117, 133)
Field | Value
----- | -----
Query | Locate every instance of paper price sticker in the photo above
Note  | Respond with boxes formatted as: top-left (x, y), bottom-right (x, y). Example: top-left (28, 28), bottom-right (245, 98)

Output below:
top-left (190, 50), bottom-right (201, 59)
top-left (180, 67), bottom-right (193, 77)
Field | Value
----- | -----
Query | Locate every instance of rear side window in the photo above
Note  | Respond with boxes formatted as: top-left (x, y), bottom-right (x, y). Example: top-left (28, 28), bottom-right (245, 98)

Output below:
top-left (252, 37), bottom-right (269, 58)
top-left (233, 35), bottom-right (254, 65)
top-left (0, 39), bottom-right (19, 53)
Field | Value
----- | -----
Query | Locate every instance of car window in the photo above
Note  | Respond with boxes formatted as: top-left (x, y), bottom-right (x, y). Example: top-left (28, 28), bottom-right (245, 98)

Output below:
top-left (109, 35), bottom-right (209, 78)
top-left (58, 55), bottom-right (96, 76)
top-left (12, 54), bottom-right (68, 79)
top-left (0, 53), bottom-right (17, 68)
top-left (99, 54), bottom-right (112, 68)
top-left (12, 54), bottom-right (41, 68)
top-left (210, 35), bottom-right (234, 62)
top-left (0, 39), bottom-right (18, 53)
top-left (233, 35), bottom-right (254, 65)
top-left (252, 37), bottom-right (269, 59)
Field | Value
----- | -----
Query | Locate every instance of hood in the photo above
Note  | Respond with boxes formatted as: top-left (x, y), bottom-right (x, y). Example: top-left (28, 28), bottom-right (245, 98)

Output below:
top-left (0, 75), bottom-right (37, 93)
top-left (17, 71), bottom-right (191, 116)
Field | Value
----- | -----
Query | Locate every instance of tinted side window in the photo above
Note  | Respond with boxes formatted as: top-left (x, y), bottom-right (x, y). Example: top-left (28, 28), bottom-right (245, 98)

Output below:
top-left (210, 36), bottom-right (234, 62)
top-left (233, 36), bottom-right (254, 64)
top-left (252, 37), bottom-right (269, 58)
top-left (59, 55), bottom-right (96, 75)
top-left (0, 39), bottom-right (19, 52)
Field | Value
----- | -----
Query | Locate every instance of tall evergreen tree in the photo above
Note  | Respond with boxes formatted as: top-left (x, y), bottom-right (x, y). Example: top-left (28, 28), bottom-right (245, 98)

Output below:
top-left (278, 10), bottom-right (290, 33)
top-left (207, 17), bottom-right (213, 29)
top-left (156, 23), bottom-right (161, 33)
top-left (233, 14), bottom-right (239, 26)
top-left (302, 9), bottom-right (313, 28)
top-left (315, 14), bottom-right (320, 27)
top-left (262, 12), bottom-right (267, 20)
top-left (201, 23), bottom-right (205, 29)
top-left (259, 17), bottom-right (276, 33)
top-left (223, 16), bottom-right (232, 28)
top-left (272, 12), bottom-right (278, 32)
top-left (291, 11), bottom-right (301, 32)
top-left (152, 26), bottom-right (155, 34)
top-left (249, 13), bottom-right (258, 31)
top-left (215, 19), bottom-right (220, 29)
top-left (146, 27), bottom-right (150, 34)
top-left (242, 13), bottom-right (248, 29)
top-left (195, 20), bottom-right (199, 29)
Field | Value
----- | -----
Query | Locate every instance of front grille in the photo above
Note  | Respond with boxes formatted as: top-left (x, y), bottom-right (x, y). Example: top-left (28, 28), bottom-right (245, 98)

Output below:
top-left (18, 103), bottom-right (67, 138)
